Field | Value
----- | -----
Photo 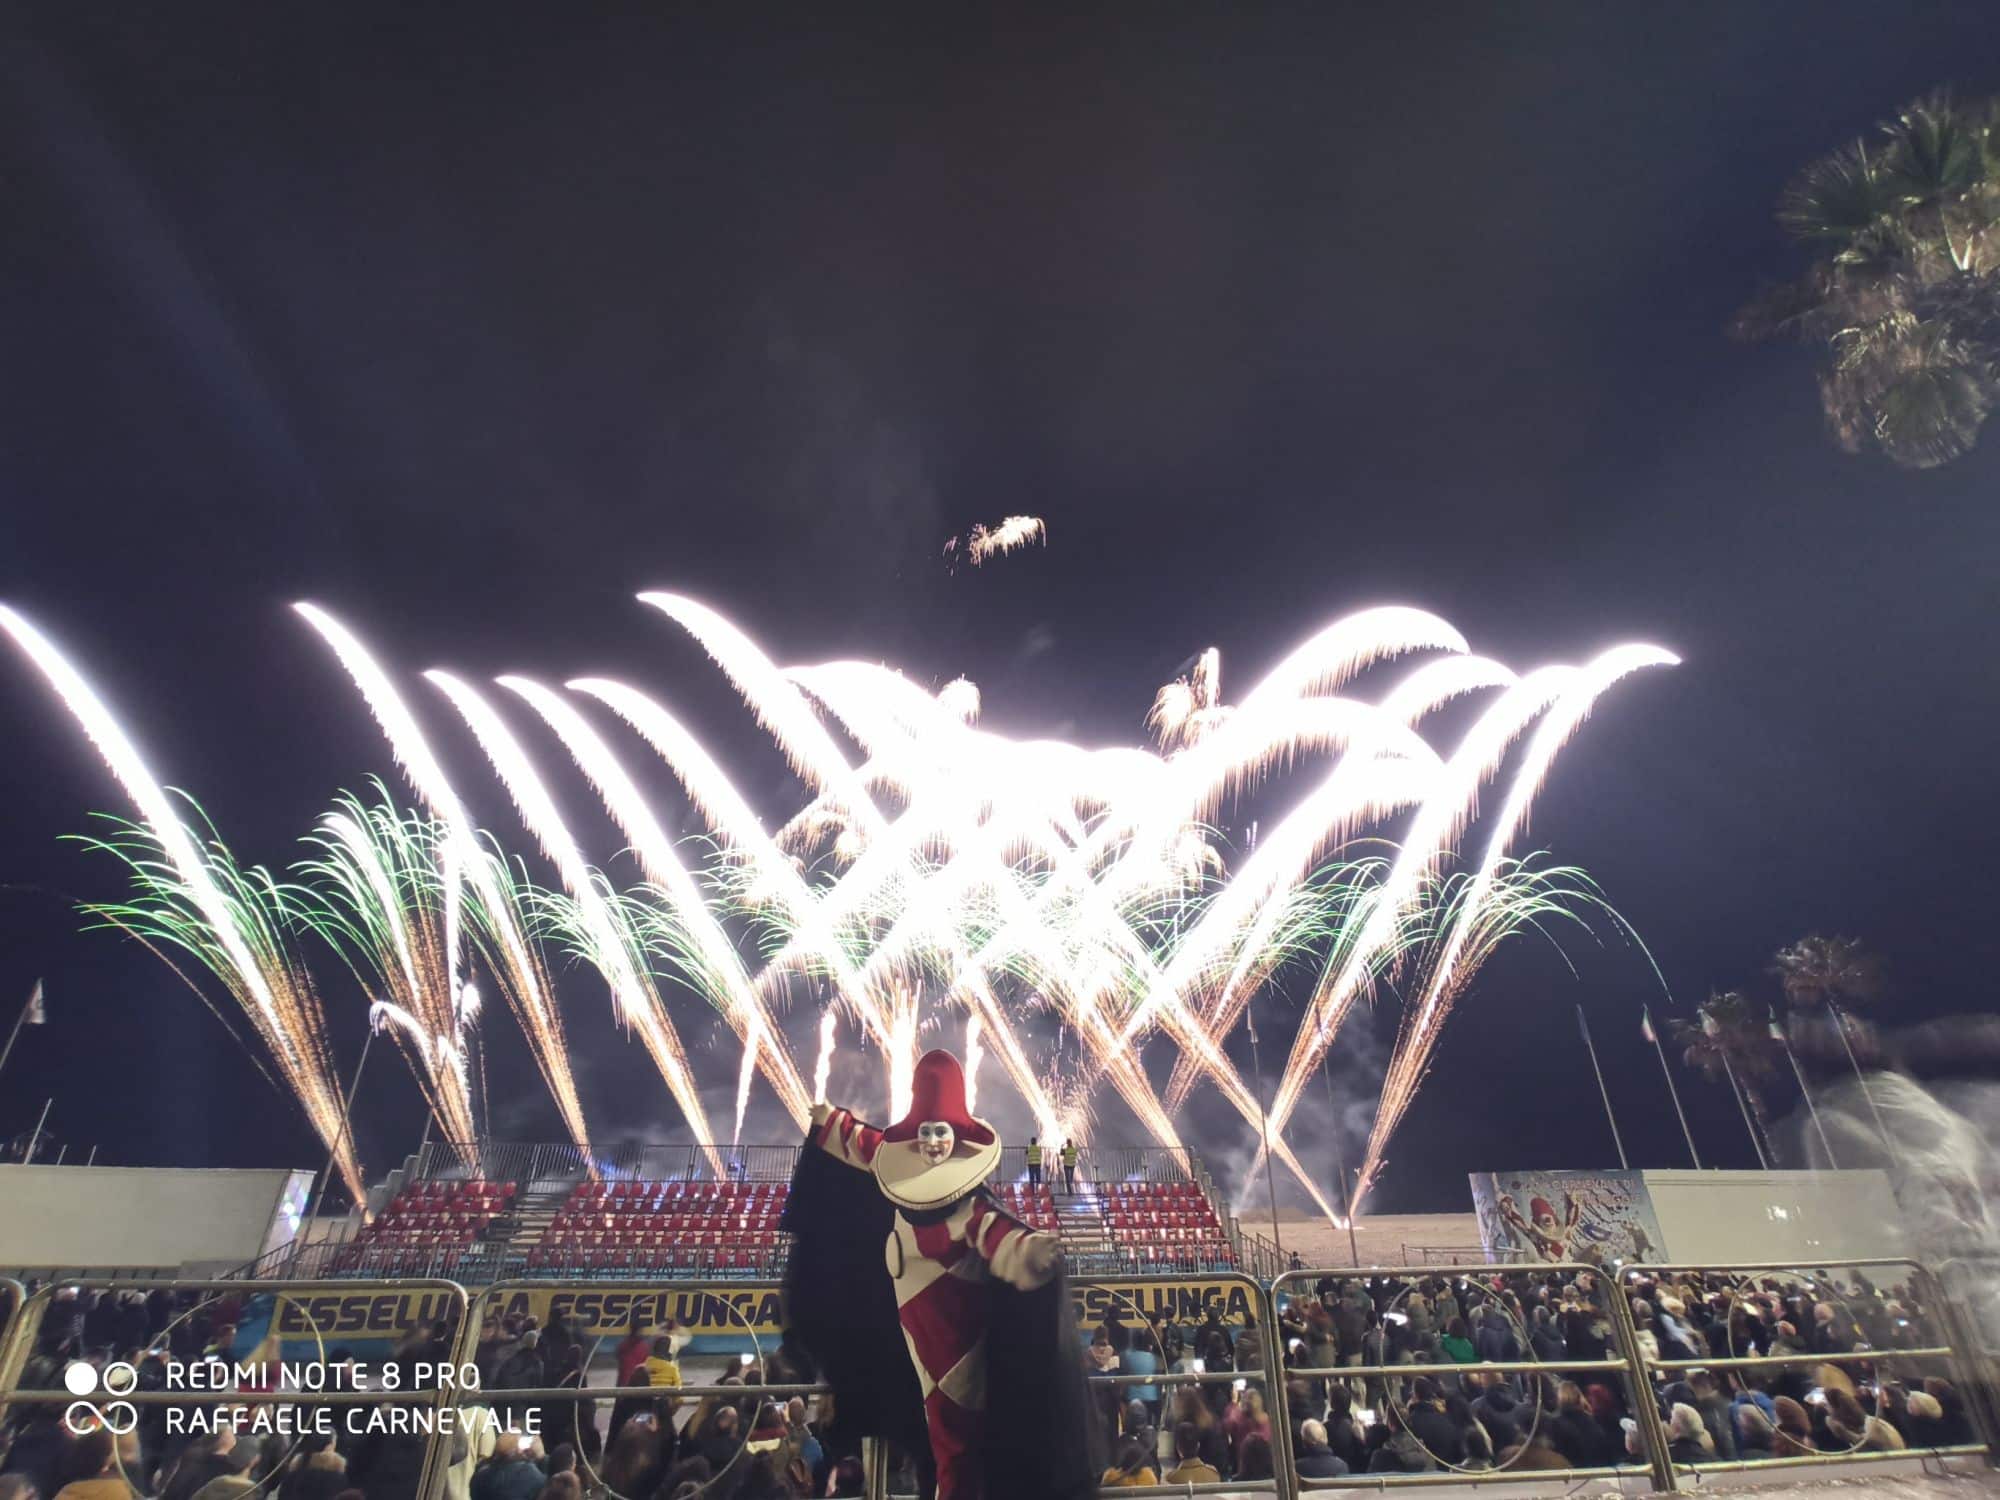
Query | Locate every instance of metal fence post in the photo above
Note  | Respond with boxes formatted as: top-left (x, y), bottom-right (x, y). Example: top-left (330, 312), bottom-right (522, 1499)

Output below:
top-left (1260, 1278), bottom-right (1301, 1500)
top-left (1924, 1260), bottom-right (2000, 1463)
top-left (1606, 1272), bottom-right (1677, 1493)
top-left (862, 1435), bottom-right (890, 1500)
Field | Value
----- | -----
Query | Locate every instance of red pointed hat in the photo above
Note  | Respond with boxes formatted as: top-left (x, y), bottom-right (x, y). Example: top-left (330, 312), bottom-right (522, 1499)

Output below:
top-left (880, 1049), bottom-right (996, 1145)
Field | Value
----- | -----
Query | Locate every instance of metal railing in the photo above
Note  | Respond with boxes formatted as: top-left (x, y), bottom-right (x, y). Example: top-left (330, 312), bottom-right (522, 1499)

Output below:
top-left (1271, 1262), bottom-right (1673, 1492)
top-left (1617, 1258), bottom-right (1994, 1479)
top-left (413, 1139), bottom-right (1198, 1187)
top-left (5, 1255), bottom-right (1990, 1499)
top-left (445, 1277), bottom-right (835, 1498)
top-left (0, 1275), bottom-right (473, 1498)
top-left (1069, 1269), bottom-right (1286, 1499)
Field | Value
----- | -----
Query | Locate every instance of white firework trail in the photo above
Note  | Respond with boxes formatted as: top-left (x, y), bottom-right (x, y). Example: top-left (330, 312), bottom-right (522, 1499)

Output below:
top-left (293, 603), bottom-right (591, 1152)
top-left (812, 1009), bottom-right (838, 1107)
top-left (0, 605), bottom-right (363, 1199)
top-left (423, 669), bottom-right (721, 1168)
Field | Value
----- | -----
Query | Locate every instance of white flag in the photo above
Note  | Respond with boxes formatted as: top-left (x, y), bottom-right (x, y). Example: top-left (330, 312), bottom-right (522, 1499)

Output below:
top-left (22, 980), bottom-right (44, 1025)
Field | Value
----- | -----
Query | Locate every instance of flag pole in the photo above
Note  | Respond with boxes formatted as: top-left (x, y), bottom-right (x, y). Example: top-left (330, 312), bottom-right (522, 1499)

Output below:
top-left (1716, 1046), bottom-right (1771, 1169)
top-left (1772, 1011), bottom-right (1837, 1168)
top-left (1320, 1052), bottom-right (1361, 1266)
top-left (1829, 1000), bottom-right (1894, 1157)
top-left (293, 1019), bottom-right (377, 1275)
top-left (0, 980), bottom-right (45, 1080)
top-left (22, 1097), bottom-right (52, 1164)
top-left (1577, 1006), bottom-right (1628, 1170)
top-left (1644, 1006), bottom-right (1702, 1168)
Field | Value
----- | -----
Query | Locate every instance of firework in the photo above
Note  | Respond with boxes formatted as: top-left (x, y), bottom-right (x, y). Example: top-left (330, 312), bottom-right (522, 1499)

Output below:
top-left (425, 669), bottom-right (722, 1167)
top-left (812, 1010), bottom-right (837, 1106)
top-left (11, 591), bottom-right (1671, 1221)
top-left (294, 786), bottom-right (479, 1148)
top-left (944, 514), bottom-right (1046, 570)
top-left (294, 604), bottom-right (592, 1152)
top-left (0, 606), bottom-right (364, 1199)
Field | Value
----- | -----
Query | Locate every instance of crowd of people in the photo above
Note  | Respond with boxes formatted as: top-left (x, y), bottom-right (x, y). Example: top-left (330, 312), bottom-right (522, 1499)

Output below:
top-left (0, 1288), bottom-right (867, 1500)
top-left (1072, 1263), bottom-right (1985, 1488)
top-left (0, 1264), bottom-right (1987, 1497)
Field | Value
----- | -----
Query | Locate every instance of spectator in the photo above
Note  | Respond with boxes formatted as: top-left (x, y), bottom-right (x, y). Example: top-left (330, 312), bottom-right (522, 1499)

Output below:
top-left (189, 1434), bottom-right (265, 1500)
top-left (1236, 1434), bottom-right (1274, 1481)
top-left (1899, 1390), bottom-right (1947, 1448)
top-left (533, 1478), bottom-right (580, 1500)
top-left (1162, 1423), bottom-right (1220, 1486)
top-left (1735, 1402), bottom-right (1777, 1460)
top-left (543, 1344), bottom-right (599, 1465)
top-left (1321, 1385), bottom-right (1369, 1472)
top-left (1548, 1382), bottom-right (1612, 1467)
top-left (1368, 1408), bottom-right (1431, 1474)
top-left (1, 1406), bottom-right (70, 1497)
top-left (1496, 1431), bottom-right (1572, 1471)
top-left (469, 1435), bottom-right (544, 1500)
top-left (1686, 1372), bottom-right (1738, 1461)
top-left (1772, 1396), bottom-right (1815, 1458)
top-left (1166, 1389), bottom-right (1228, 1477)
top-left (1438, 1317), bottom-right (1476, 1364)
top-left (277, 1434), bottom-right (348, 1500)
top-left (1099, 1438), bottom-right (1157, 1489)
top-left (1666, 1403), bottom-right (1714, 1465)
top-left (600, 1416), bottom-right (667, 1499)
top-left (160, 1432), bottom-right (238, 1500)
top-left (1470, 1376), bottom-right (1523, 1452)
top-left (696, 1405), bottom-right (742, 1474)
top-left (0, 1477), bottom-right (42, 1500)
top-left (1117, 1333), bottom-right (1162, 1420)
top-left (1824, 1387), bottom-right (1904, 1451)
top-left (1221, 1386), bottom-right (1271, 1469)
top-left (50, 1430), bottom-right (132, 1500)
top-left (1444, 1394), bottom-right (1493, 1471)
top-left (1295, 1419), bottom-right (1349, 1478)
top-left (1402, 1378), bottom-right (1463, 1467)
top-left (785, 1397), bottom-right (824, 1476)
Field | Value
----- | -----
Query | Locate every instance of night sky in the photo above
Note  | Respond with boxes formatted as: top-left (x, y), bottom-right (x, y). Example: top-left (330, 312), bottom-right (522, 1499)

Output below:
top-left (2, 5), bottom-right (1997, 1213)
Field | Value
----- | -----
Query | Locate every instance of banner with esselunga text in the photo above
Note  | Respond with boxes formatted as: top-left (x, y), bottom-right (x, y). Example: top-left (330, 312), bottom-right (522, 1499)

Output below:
top-left (270, 1276), bottom-right (1264, 1355)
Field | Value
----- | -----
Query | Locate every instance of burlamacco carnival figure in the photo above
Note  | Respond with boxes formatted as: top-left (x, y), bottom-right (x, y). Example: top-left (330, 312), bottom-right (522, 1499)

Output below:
top-left (781, 1048), bottom-right (1099, 1500)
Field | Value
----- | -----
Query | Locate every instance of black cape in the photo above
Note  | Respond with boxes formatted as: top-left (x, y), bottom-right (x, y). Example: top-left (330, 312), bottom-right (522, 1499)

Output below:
top-left (781, 1128), bottom-right (1101, 1500)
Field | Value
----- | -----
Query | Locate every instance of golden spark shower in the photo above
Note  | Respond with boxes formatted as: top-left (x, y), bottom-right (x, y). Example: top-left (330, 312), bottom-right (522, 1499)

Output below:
top-left (1, 594), bottom-right (1672, 1216)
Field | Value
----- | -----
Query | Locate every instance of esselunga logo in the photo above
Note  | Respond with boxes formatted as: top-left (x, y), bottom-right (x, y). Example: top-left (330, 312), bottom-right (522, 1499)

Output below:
top-left (63, 1359), bottom-right (138, 1436)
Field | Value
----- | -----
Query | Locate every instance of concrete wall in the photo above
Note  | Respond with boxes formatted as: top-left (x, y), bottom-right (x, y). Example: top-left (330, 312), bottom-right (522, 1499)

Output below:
top-left (0, 1164), bottom-right (311, 1275)
top-left (1641, 1167), bottom-right (1909, 1265)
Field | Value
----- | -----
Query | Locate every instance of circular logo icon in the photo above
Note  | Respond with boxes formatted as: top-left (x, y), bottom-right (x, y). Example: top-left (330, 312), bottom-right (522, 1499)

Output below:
top-left (63, 1361), bottom-right (98, 1397)
top-left (100, 1401), bottom-right (139, 1435)
top-left (102, 1361), bottom-right (138, 1395)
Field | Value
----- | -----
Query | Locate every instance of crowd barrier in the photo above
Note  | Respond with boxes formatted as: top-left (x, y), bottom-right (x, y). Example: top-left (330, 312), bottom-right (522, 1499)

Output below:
top-left (1272, 1262), bottom-right (1673, 1491)
top-left (0, 1275), bottom-right (472, 1498)
top-left (0, 1259), bottom-right (1991, 1499)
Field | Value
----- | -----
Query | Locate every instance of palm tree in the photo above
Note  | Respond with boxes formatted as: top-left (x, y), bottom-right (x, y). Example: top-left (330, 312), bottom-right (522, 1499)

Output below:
top-left (1671, 990), bottom-right (1782, 1166)
top-left (1734, 89), bottom-right (2000, 468)
top-left (1773, 933), bottom-right (1893, 1149)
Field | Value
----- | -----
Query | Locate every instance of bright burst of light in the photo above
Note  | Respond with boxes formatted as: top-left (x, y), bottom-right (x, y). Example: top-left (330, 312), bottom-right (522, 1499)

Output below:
top-left (813, 1009), bottom-right (838, 1107)
top-left (5, 593), bottom-right (1672, 1218)
top-left (293, 604), bottom-right (592, 1154)
top-left (944, 514), bottom-right (1046, 569)
top-left (0, 606), bottom-right (364, 1202)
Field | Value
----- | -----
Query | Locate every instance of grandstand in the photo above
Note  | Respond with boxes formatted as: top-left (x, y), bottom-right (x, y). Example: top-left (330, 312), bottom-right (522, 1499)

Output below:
top-left (294, 1140), bottom-right (1244, 1283)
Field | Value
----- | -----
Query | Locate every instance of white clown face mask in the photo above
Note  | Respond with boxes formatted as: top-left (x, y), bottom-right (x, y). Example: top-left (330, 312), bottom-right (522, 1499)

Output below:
top-left (916, 1120), bottom-right (956, 1164)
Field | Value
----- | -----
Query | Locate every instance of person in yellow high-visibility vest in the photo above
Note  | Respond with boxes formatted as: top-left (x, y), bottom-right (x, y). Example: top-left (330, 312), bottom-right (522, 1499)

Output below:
top-left (1025, 1135), bottom-right (1043, 1188)
top-left (1060, 1139), bottom-right (1079, 1194)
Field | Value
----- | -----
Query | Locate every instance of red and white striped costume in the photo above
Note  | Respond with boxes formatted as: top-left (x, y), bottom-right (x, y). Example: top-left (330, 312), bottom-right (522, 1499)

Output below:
top-left (815, 1103), bottom-right (1056, 1500)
